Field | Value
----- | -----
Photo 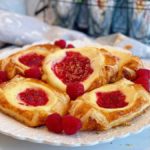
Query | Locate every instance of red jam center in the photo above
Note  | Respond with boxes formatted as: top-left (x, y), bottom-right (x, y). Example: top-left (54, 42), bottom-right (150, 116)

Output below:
top-left (18, 88), bottom-right (49, 106)
top-left (96, 91), bottom-right (128, 109)
top-left (52, 52), bottom-right (93, 84)
top-left (19, 53), bottom-right (45, 67)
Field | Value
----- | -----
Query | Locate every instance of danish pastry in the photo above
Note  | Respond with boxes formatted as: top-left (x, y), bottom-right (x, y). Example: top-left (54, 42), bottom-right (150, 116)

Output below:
top-left (0, 76), bottom-right (69, 127)
top-left (0, 43), bottom-right (59, 79)
top-left (69, 78), bottom-right (150, 131)
top-left (42, 46), bottom-right (142, 94)
top-left (42, 47), bottom-right (119, 93)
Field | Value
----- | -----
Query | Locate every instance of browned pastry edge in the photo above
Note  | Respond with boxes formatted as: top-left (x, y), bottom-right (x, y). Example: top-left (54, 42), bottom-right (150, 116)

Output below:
top-left (99, 48), bottom-right (143, 81)
top-left (69, 84), bottom-right (150, 131)
top-left (87, 48), bottom-right (119, 91)
top-left (0, 44), bottom-right (60, 79)
top-left (0, 90), bottom-right (48, 127)
top-left (0, 76), bottom-right (69, 127)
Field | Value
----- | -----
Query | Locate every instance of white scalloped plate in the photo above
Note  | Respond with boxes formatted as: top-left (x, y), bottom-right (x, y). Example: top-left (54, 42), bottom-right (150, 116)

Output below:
top-left (0, 41), bottom-right (150, 147)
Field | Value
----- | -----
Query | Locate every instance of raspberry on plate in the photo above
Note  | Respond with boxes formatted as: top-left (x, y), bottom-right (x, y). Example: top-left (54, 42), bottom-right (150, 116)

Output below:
top-left (45, 113), bottom-right (63, 134)
top-left (45, 114), bottom-right (82, 135)
top-left (62, 115), bottom-right (82, 135)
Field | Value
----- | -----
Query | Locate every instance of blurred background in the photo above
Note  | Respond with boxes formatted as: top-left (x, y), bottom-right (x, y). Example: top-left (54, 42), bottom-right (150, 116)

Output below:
top-left (0, 0), bottom-right (150, 58)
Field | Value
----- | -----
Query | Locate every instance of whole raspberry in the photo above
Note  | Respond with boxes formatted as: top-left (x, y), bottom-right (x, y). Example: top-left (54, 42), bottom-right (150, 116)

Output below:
top-left (62, 115), bottom-right (82, 135)
top-left (66, 82), bottom-right (84, 100)
top-left (54, 39), bottom-right (66, 49)
top-left (66, 44), bottom-right (75, 48)
top-left (45, 113), bottom-right (63, 134)
top-left (0, 71), bottom-right (8, 83)
top-left (134, 76), bottom-right (150, 92)
top-left (24, 67), bottom-right (42, 79)
top-left (136, 69), bottom-right (150, 79)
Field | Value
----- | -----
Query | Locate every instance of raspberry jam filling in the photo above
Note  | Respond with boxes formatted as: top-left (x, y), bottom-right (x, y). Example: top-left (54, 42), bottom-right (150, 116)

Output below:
top-left (19, 53), bottom-right (45, 67)
top-left (52, 51), bottom-right (93, 84)
top-left (96, 90), bottom-right (128, 109)
top-left (18, 88), bottom-right (48, 106)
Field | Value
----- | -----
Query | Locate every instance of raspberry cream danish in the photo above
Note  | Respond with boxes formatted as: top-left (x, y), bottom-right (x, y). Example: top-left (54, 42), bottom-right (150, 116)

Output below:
top-left (0, 76), bottom-right (69, 127)
top-left (0, 44), bottom-right (59, 79)
top-left (42, 47), bottom-right (119, 96)
top-left (69, 79), bottom-right (150, 131)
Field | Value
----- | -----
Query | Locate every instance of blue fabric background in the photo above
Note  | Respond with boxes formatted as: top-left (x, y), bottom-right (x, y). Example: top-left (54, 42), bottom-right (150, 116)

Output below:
top-left (49, 0), bottom-right (150, 45)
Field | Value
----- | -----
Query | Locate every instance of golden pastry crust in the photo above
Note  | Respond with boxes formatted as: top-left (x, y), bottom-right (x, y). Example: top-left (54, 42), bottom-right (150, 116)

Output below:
top-left (0, 44), bottom-right (59, 79)
top-left (98, 46), bottom-right (143, 81)
top-left (69, 79), bottom-right (150, 131)
top-left (42, 47), bottom-right (119, 93)
top-left (0, 76), bottom-right (69, 127)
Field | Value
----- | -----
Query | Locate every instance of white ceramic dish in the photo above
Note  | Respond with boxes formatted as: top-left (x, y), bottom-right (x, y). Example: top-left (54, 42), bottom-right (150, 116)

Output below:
top-left (0, 42), bottom-right (150, 147)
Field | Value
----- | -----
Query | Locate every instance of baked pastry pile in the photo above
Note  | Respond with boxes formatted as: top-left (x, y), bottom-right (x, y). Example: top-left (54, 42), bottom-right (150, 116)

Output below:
top-left (0, 40), bottom-right (149, 134)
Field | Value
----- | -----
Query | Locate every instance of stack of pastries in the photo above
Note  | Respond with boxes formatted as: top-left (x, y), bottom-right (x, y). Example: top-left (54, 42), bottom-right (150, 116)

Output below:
top-left (0, 40), bottom-right (149, 133)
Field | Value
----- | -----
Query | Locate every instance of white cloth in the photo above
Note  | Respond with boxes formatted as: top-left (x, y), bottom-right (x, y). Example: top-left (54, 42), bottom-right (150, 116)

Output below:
top-left (0, 10), bottom-right (150, 58)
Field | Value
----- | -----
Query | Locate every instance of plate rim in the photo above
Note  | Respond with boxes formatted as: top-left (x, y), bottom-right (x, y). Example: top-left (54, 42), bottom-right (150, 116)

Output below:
top-left (0, 41), bottom-right (150, 147)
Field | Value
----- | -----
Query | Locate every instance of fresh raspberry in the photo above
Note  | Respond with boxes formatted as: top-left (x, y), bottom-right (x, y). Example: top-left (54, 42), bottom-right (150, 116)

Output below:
top-left (66, 82), bottom-right (84, 100)
top-left (134, 77), bottom-right (150, 92)
top-left (54, 39), bottom-right (66, 49)
top-left (62, 115), bottom-right (82, 135)
top-left (45, 113), bottom-right (63, 134)
top-left (0, 71), bottom-right (8, 83)
top-left (66, 44), bottom-right (75, 48)
top-left (24, 67), bottom-right (42, 79)
top-left (136, 69), bottom-right (150, 79)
